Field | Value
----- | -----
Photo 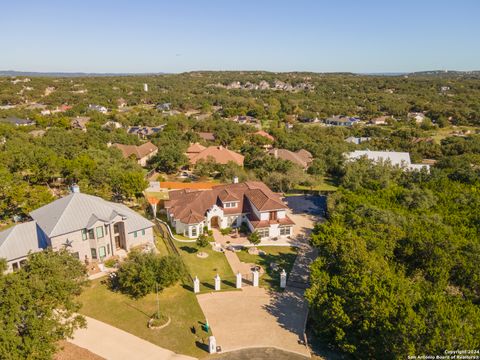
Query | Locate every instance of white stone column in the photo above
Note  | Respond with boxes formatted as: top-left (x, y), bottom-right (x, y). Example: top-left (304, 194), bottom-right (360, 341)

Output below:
top-left (280, 269), bottom-right (287, 288)
top-left (252, 269), bottom-right (259, 287)
top-left (214, 274), bottom-right (221, 291)
top-left (193, 276), bottom-right (200, 293)
top-left (236, 272), bottom-right (242, 289)
top-left (209, 336), bottom-right (217, 354)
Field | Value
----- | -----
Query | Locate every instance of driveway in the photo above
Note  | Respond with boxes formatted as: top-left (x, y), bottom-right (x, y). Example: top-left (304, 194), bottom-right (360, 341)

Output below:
top-left (196, 286), bottom-right (310, 358)
top-left (71, 316), bottom-right (195, 360)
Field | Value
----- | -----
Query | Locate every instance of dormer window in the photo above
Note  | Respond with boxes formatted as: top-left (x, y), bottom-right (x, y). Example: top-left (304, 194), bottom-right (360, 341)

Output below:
top-left (224, 202), bottom-right (237, 208)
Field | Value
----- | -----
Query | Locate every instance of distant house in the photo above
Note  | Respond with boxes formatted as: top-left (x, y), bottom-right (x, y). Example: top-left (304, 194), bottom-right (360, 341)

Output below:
top-left (56, 104), bottom-right (72, 113)
top-left (186, 143), bottom-right (244, 166)
top-left (254, 130), bottom-right (275, 142)
top-left (345, 136), bottom-right (370, 145)
top-left (156, 102), bottom-right (171, 111)
top-left (325, 115), bottom-right (360, 127)
top-left (71, 116), bottom-right (90, 132)
top-left (298, 116), bottom-right (320, 123)
top-left (0, 187), bottom-right (154, 272)
top-left (345, 150), bottom-right (430, 172)
top-left (117, 98), bottom-right (127, 108)
top-left (127, 125), bottom-right (165, 138)
top-left (88, 104), bottom-right (108, 114)
top-left (102, 121), bottom-right (123, 129)
top-left (29, 129), bottom-right (46, 138)
top-left (0, 117), bottom-right (35, 126)
top-left (198, 132), bottom-right (216, 141)
top-left (113, 142), bottom-right (158, 167)
top-left (370, 116), bottom-right (390, 125)
top-left (408, 112), bottom-right (426, 123)
top-left (269, 148), bottom-right (313, 169)
top-left (231, 115), bottom-right (259, 126)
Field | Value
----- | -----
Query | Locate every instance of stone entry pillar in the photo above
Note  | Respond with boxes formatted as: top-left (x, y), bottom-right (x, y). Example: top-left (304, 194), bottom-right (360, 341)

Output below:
top-left (236, 272), bottom-right (242, 289)
top-left (280, 269), bottom-right (287, 288)
top-left (214, 274), bottom-right (221, 291)
top-left (252, 269), bottom-right (259, 287)
top-left (209, 336), bottom-right (217, 354)
top-left (193, 276), bottom-right (200, 293)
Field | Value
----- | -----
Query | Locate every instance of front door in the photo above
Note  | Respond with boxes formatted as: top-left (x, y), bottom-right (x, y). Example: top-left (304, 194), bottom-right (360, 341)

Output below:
top-left (211, 216), bottom-right (220, 228)
top-left (115, 235), bottom-right (121, 249)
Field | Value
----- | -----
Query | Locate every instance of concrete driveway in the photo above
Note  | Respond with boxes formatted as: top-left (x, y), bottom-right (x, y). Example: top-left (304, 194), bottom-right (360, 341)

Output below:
top-left (71, 316), bottom-right (195, 360)
top-left (196, 286), bottom-right (310, 358)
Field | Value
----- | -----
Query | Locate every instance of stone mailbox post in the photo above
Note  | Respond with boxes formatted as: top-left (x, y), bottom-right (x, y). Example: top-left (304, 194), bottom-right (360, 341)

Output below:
top-left (214, 274), bottom-right (221, 291)
top-left (252, 268), bottom-right (259, 287)
top-left (193, 276), bottom-right (200, 293)
top-left (280, 269), bottom-right (287, 288)
top-left (236, 272), bottom-right (242, 289)
top-left (209, 336), bottom-right (217, 354)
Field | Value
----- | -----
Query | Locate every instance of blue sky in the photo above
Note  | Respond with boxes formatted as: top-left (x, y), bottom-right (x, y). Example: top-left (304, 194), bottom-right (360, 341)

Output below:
top-left (1, 0), bottom-right (479, 73)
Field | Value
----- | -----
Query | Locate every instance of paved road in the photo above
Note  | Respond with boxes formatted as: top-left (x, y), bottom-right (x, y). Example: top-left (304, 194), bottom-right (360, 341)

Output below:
top-left (71, 316), bottom-right (196, 360)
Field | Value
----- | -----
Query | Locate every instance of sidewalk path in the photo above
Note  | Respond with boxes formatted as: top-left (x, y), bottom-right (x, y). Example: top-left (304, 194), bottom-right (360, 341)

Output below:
top-left (71, 316), bottom-right (196, 360)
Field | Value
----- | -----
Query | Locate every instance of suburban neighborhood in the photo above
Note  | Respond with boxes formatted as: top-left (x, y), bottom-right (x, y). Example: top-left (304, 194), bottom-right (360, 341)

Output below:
top-left (1, 2), bottom-right (479, 360)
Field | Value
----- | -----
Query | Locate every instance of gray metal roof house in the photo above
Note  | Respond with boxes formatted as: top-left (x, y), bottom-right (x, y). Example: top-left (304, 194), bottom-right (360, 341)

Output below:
top-left (0, 189), bottom-right (155, 272)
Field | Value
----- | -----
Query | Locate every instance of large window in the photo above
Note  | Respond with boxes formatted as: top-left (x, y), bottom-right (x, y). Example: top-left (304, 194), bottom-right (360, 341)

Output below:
top-left (99, 246), bottom-right (106, 259)
top-left (280, 226), bottom-right (291, 236)
top-left (191, 227), bottom-right (197, 237)
top-left (96, 226), bottom-right (104, 238)
top-left (134, 231), bottom-right (138, 238)
top-left (91, 248), bottom-right (97, 259)
top-left (88, 229), bottom-right (95, 239)
top-left (257, 228), bottom-right (269, 238)
top-left (142, 229), bottom-right (145, 236)
top-left (81, 229), bottom-right (87, 241)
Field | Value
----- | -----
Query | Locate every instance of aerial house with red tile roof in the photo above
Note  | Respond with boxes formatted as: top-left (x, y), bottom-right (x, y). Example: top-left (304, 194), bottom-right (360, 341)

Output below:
top-left (164, 181), bottom-right (294, 240)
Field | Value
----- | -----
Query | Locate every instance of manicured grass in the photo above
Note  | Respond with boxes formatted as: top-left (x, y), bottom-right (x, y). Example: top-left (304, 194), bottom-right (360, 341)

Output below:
top-left (144, 190), bottom-right (169, 200)
top-left (153, 228), bottom-right (170, 255)
top-left (78, 279), bottom-right (211, 358)
top-left (236, 247), bottom-right (298, 289)
top-left (174, 242), bottom-right (237, 292)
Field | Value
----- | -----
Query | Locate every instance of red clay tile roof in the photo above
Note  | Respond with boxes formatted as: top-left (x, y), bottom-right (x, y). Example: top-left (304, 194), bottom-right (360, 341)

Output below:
top-left (187, 142), bottom-right (206, 154)
top-left (188, 145), bottom-right (244, 166)
top-left (113, 142), bottom-right (158, 160)
top-left (165, 181), bottom-right (289, 225)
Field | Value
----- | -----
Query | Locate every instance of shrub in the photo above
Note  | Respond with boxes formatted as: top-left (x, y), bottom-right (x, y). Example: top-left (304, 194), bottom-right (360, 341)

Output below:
top-left (103, 258), bottom-right (117, 268)
top-left (220, 227), bottom-right (232, 235)
top-left (248, 231), bottom-right (261, 245)
top-left (115, 251), bottom-right (186, 298)
top-left (196, 233), bottom-right (210, 248)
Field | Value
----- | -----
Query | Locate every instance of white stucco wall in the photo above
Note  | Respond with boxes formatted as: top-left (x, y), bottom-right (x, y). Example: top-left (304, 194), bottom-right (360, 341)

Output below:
top-left (126, 226), bottom-right (154, 249)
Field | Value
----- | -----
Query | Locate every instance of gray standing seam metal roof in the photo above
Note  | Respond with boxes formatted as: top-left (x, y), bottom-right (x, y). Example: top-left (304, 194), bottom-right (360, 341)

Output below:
top-left (0, 221), bottom-right (47, 261)
top-left (30, 193), bottom-right (154, 238)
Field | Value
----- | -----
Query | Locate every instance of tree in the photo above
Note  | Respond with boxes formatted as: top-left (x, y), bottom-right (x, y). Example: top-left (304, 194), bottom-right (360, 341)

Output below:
top-left (115, 251), bottom-right (186, 298)
top-left (0, 250), bottom-right (88, 360)
top-left (149, 145), bottom-right (188, 174)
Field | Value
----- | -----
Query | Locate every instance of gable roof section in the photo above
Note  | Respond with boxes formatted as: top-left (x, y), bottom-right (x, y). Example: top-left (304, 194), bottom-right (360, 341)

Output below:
top-left (30, 193), bottom-right (153, 238)
top-left (187, 142), bottom-right (207, 154)
top-left (270, 148), bottom-right (313, 168)
top-left (0, 221), bottom-right (47, 261)
top-left (113, 142), bottom-right (158, 160)
top-left (188, 146), bottom-right (244, 166)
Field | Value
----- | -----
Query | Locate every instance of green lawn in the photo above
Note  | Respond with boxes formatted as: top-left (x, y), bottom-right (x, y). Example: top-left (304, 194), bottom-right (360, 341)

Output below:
top-left (144, 190), bottom-right (169, 200)
top-left (236, 247), bottom-right (298, 290)
top-left (174, 242), bottom-right (237, 292)
top-left (78, 279), bottom-right (211, 358)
